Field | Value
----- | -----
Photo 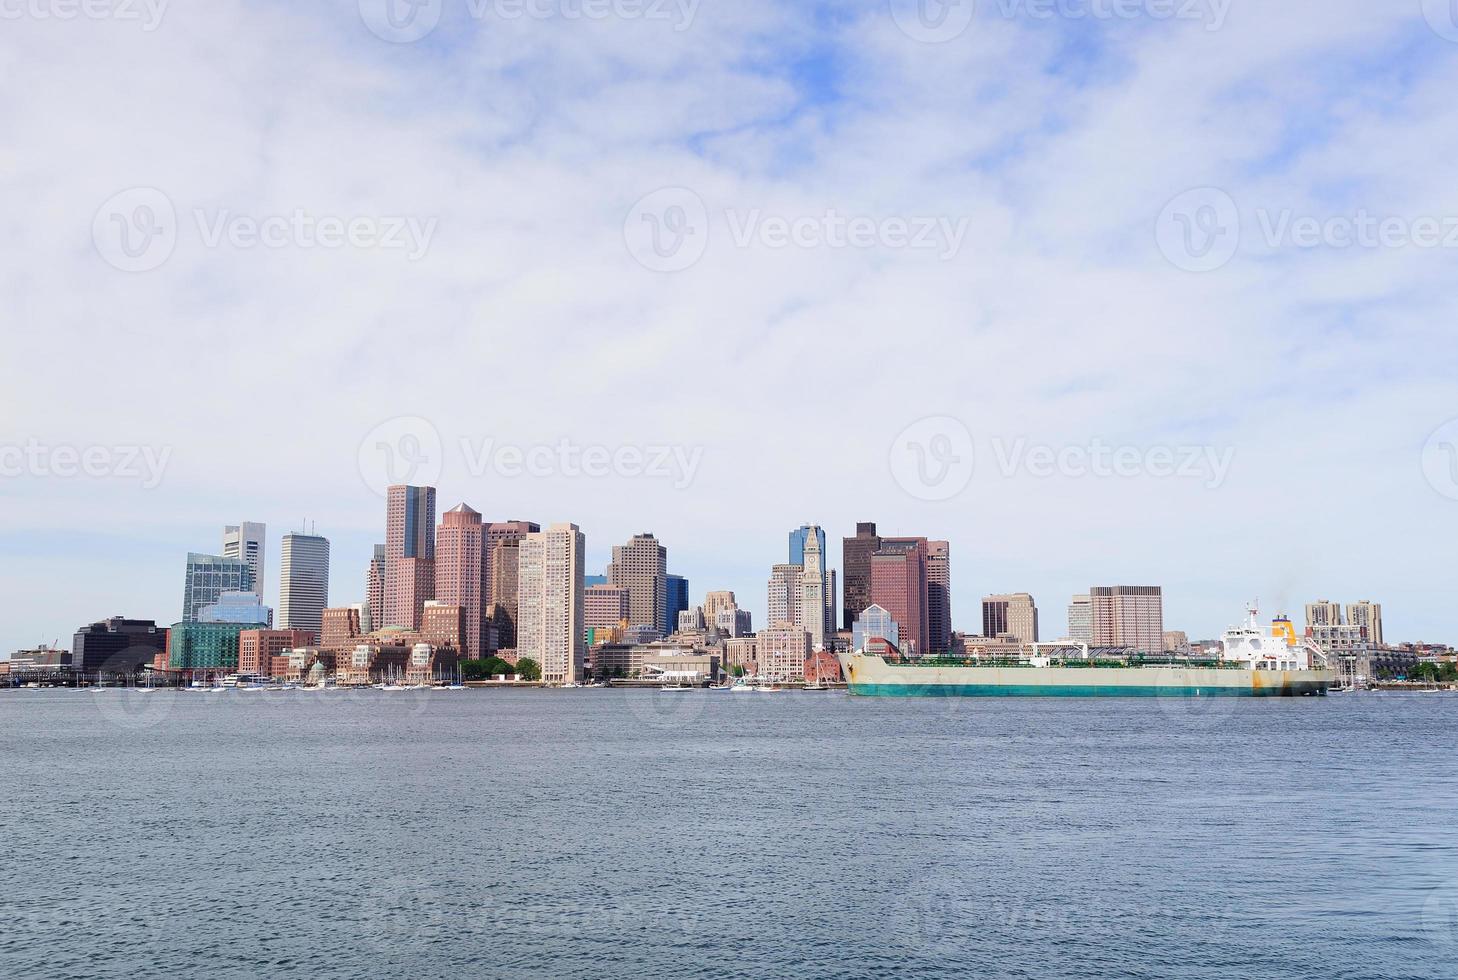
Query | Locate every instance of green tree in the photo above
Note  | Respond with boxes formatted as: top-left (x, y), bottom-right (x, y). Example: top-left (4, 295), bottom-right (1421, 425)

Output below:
top-left (460, 657), bottom-right (514, 680)
top-left (516, 658), bottom-right (542, 681)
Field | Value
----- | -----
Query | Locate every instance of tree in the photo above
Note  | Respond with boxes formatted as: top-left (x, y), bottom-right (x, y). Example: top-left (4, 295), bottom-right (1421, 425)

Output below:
top-left (516, 658), bottom-right (542, 682)
top-left (460, 657), bottom-right (514, 681)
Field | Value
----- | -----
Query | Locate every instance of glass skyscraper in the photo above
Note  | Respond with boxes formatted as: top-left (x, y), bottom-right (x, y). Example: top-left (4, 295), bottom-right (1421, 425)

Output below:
top-left (788, 525), bottom-right (827, 567)
top-left (182, 553), bottom-right (255, 623)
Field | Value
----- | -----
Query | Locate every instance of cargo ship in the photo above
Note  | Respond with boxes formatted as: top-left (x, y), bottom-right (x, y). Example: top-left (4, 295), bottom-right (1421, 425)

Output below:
top-left (838, 606), bottom-right (1335, 698)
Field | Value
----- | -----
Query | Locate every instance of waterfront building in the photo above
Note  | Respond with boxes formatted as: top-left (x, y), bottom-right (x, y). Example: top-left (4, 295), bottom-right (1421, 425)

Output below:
top-left (1067, 595), bottom-right (1093, 644)
top-left (870, 547), bottom-right (928, 657)
top-left (384, 485), bottom-right (437, 630)
top-left (436, 504), bottom-right (487, 659)
top-left (422, 601), bottom-right (467, 651)
top-left (756, 625), bottom-right (812, 682)
top-left (169, 621), bottom-right (263, 672)
top-left (804, 650), bottom-right (843, 685)
top-left (1090, 586), bottom-right (1164, 654)
top-left (1346, 601), bottom-right (1384, 647)
top-left (238, 629), bottom-right (313, 676)
top-left (406, 642), bottom-right (461, 685)
top-left (364, 544), bottom-right (385, 634)
top-left (320, 607), bottom-right (361, 651)
top-left (585, 584), bottom-right (631, 630)
top-left (1304, 600), bottom-right (1343, 630)
top-left (982, 594), bottom-right (1039, 644)
top-left (222, 522), bottom-right (266, 597)
top-left (198, 590), bottom-right (273, 626)
top-left (665, 574), bottom-right (689, 636)
top-left (851, 604), bottom-right (899, 653)
top-left (518, 523), bottom-right (586, 685)
top-left (767, 564), bottom-right (803, 629)
top-left (724, 636), bottom-right (757, 674)
top-left (788, 524), bottom-right (827, 567)
top-left (182, 552), bottom-right (254, 623)
top-left (278, 532), bottom-right (330, 641)
top-left (71, 617), bottom-right (168, 675)
top-left (607, 533), bottom-right (668, 631)
top-left (842, 522), bottom-right (882, 630)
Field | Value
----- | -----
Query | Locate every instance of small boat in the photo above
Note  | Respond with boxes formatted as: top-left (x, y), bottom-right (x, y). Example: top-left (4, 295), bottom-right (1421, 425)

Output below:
top-left (660, 683), bottom-right (693, 691)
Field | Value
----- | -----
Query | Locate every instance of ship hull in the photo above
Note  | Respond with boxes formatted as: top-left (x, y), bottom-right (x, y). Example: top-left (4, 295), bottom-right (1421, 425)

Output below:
top-left (841, 656), bottom-right (1334, 698)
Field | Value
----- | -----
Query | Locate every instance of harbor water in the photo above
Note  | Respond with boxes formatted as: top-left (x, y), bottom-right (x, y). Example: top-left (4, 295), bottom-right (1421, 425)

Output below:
top-left (1, 689), bottom-right (1453, 979)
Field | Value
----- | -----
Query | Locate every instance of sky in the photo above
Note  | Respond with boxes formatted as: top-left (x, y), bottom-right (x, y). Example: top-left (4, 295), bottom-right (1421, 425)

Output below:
top-left (2, 0), bottom-right (1457, 654)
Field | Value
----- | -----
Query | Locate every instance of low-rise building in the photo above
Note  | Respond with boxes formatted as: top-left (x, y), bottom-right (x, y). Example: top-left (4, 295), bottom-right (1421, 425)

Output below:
top-left (239, 629), bottom-right (314, 676)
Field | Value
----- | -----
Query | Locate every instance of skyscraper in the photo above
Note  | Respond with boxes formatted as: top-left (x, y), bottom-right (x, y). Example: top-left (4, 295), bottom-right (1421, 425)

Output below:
top-left (278, 532), bottom-right (330, 640)
top-left (485, 521), bottom-right (540, 605)
top-left (703, 591), bottom-right (738, 626)
top-left (842, 522), bottom-right (882, 630)
top-left (1305, 600), bottom-right (1343, 630)
top-left (799, 526), bottom-right (831, 651)
top-left (436, 504), bottom-right (487, 659)
top-left (517, 523), bottom-right (586, 685)
top-left (664, 573), bottom-right (689, 636)
top-left (607, 533), bottom-right (667, 630)
top-left (364, 544), bottom-right (385, 634)
top-left (767, 563), bottom-right (804, 628)
top-left (1091, 586), bottom-right (1164, 654)
top-left (182, 552), bottom-right (255, 623)
top-left (925, 540), bottom-right (951, 654)
top-left (982, 593), bottom-right (1039, 643)
top-left (1067, 594), bottom-right (1093, 643)
top-left (870, 546), bottom-right (928, 656)
top-left (585, 584), bottom-right (630, 629)
top-left (222, 522), bottom-right (266, 597)
top-left (384, 485), bottom-right (436, 629)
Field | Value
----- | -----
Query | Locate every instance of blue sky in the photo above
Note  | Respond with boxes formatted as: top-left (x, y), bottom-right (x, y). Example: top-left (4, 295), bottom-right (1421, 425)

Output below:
top-left (3, 0), bottom-right (1457, 653)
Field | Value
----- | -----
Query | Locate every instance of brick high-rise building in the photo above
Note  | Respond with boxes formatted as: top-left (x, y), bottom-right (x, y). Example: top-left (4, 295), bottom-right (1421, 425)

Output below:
top-left (870, 546), bottom-right (928, 657)
top-left (518, 524), bottom-right (586, 685)
top-left (422, 601), bottom-right (467, 652)
top-left (436, 504), bottom-right (487, 658)
top-left (384, 485), bottom-right (436, 629)
top-left (841, 522), bottom-right (882, 629)
top-left (1345, 601), bottom-right (1383, 647)
top-left (608, 533), bottom-right (668, 631)
top-left (982, 593), bottom-right (1039, 643)
top-left (485, 521), bottom-right (540, 603)
top-left (1091, 586), bottom-right (1164, 654)
top-left (320, 606), bottom-right (361, 652)
top-left (1304, 600), bottom-right (1343, 630)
